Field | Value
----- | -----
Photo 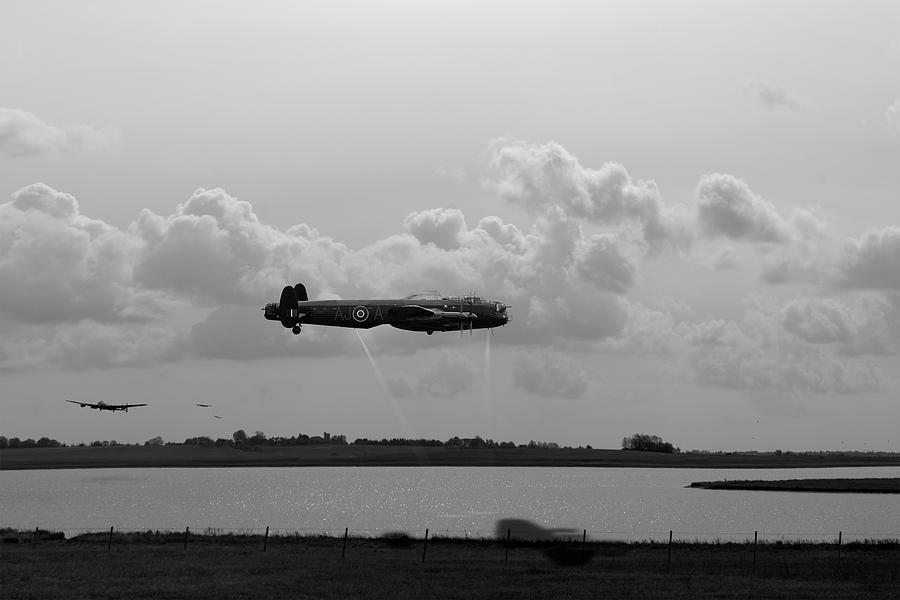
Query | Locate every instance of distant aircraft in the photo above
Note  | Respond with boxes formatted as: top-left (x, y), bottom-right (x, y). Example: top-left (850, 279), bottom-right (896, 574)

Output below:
top-left (263, 283), bottom-right (510, 335)
top-left (213, 415), bottom-right (222, 419)
top-left (196, 403), bottom-right (211, 407)
top-left (66, 400), bottom-right (148, 413)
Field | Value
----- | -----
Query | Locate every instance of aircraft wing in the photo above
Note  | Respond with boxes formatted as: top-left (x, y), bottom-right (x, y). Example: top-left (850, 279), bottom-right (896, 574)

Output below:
top-left (436, 311), bottom-right (477, 320)
top-left (118, 404), bottom-right (148, 408)
top-left (66, 400), bottom-right (94, 408)
top-left (388, 305), bottom-right (437, 320)
top-left (389, 305), bottom-right (477, 319)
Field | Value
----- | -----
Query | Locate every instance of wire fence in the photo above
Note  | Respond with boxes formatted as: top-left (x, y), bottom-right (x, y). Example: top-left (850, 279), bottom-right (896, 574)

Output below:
top-left (8, 524), bottom-right (899, 582)
top-left (9, 524), bottom-right (900, 544)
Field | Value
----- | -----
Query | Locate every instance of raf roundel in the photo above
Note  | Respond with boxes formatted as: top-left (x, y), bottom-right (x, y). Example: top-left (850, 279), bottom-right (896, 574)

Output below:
top-left (352, 305), bottom-right (369, 322)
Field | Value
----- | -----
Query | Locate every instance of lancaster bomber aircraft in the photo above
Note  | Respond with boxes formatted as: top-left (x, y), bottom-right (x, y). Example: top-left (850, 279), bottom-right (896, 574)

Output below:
top-left (263, 283), bottom-right (509, 335)
top-left (66, 400), bottom-right (148, 412)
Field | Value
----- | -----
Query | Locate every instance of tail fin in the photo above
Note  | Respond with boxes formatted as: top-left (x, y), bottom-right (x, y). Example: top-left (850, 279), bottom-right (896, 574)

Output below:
top-left (279, 285), bottom-right (300, 328)
top-left (294, 283), bottom-right (308, 302)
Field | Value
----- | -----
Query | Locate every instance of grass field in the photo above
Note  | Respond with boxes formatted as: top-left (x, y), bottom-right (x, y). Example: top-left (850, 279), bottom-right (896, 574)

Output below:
top-left (2, 530), bottom-right (898, 599)
top-left (3, 444), bottom-right (900, 470)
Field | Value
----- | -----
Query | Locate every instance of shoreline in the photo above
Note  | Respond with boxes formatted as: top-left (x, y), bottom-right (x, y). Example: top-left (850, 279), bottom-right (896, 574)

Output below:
top-left (688, 477), bottom-right (900, 493)
top-left (3, 444), bottom-right (899, 470)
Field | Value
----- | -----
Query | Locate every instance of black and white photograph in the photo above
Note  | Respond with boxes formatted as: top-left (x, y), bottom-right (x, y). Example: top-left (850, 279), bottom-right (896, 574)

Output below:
top-left (2, 1), bottom-right (898, 598)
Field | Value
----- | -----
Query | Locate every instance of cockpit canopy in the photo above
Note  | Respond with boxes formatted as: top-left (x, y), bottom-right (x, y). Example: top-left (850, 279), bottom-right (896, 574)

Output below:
top-left (404, 290), bottom-right (443, 300)
top-left (405, 291), bottom-right (504, 310)
top-left (446, 295), bottom-right (485, 304)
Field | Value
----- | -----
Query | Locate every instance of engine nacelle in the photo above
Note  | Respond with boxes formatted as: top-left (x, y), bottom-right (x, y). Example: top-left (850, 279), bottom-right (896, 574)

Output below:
top-left (263, 302), bottom-right (280, 321)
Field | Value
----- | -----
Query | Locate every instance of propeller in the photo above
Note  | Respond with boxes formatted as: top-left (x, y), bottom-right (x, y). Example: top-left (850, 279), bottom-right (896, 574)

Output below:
top-left (458, 293), bottom-right (476, 336)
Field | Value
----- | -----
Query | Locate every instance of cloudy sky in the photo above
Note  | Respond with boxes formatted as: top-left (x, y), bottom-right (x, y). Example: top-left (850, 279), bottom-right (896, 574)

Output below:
top-left (2, 0), bottom-right (898, 451)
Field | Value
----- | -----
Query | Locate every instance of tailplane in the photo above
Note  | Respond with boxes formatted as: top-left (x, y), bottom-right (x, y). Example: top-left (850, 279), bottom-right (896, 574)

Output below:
top-left (278, 285), bottom-right (300, 328)
top-left (263, 283), bottom-right (308, 329)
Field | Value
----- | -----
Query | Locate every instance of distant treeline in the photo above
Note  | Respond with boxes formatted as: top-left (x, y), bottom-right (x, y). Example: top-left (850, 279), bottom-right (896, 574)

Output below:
top-left (185, 432), bottom-right (562, 451)
top-left (0, 437), bottom-right (65, 449)
top-left (621, 433), bottom-right (679, 454)
top-left (2, 433), bottom-right (896, 457)
top-left (351, 436), bottom-right (561, 449)
top-left (0, 432), bottom-right (577, 451)
top-left (183, 430), bottom-right (348, 449)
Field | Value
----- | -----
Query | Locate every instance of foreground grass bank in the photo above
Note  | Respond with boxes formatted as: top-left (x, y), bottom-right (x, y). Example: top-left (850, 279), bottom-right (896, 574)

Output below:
top-left (3, 530), bottom-right (898, 600)
top-left (3, 444), bottom-right (900, 470)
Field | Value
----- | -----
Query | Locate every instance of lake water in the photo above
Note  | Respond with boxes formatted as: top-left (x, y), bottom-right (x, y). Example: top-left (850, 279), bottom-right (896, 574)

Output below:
top-left (1, 466), bottom-right (897, 541)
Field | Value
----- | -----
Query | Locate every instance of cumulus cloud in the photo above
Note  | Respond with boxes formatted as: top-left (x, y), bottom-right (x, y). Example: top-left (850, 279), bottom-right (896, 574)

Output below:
top-left (711, 246), bottom-right (739, 270)
top-left (0, 183), bottom-right (149, 323)
top-left (696, 174), bottom-right (793, 243)
top-left (600, 303), bottom-right (691, 356)
top-left (130, 186), bottom-right (632, 350)
top-left (837, 226), bottom-right (900, 290)
top-left (604, 295), bottom-right (893, 394)
top-left (1, 138), bottom-right (681, 370)
top-left (695, 174), bottom-right (831, 286)
top-left (781, 298), bottom-right (857, 344)
top-left (0, 170), bottom-right (655, 372)
top-left (134, 188), bottom-right (351, 304)
top-left (762, 258), bottom-right (822, 285)
top-left (187, 306), bottom-right (356, 360)
top-left (486, 139), bottom-right (690, 253)
top-left (403, 208), bottom-right (467, 250)
top-left (416, 351), bottom-right (477, 397)
top-left (522, 287), bottom-right (629, 344)
top-left (0, 319), bottom-right (183, 372)
top-left (778, 295), bottom-right (899, 355)
top-left (513, 350), bottom-right (587, 398)
top-left (576, 234), bottom-right (636, 293)
top-left (0, 107), bottom-right (120, 157)
top-left (743, 80), bottom-right (806, 110)
top-left (755, 210), bottom-right (833, 285)
top-left (693, 299), bottom-right (891, 393)
top-left (886, 100), bottom-right (900, 134)
top-left (5, 139), bottom-right (888, 386)
top-left (386, 375), bottom-right (413, 398)
top-left (691, 339), bottom-right (881, 393)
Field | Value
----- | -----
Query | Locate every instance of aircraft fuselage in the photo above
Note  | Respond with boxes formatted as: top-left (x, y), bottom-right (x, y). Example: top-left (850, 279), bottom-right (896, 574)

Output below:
top-left (264, 285), bottom-right (509, 335)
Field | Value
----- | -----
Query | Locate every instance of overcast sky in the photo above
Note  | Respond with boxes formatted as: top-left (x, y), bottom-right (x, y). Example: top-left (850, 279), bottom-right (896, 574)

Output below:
top-left (2, 0), bottom-right (898, 451)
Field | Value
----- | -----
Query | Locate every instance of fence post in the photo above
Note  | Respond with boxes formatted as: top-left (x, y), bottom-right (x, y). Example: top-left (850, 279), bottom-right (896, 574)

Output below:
top-left (107, 526), bottom-right (113, 551)
top-left (264, 526), bottom-right (269, 552)
top-left (422, 528), bottom-right (429, 563)
top-left (667, 530), bottom-right (673, 573)
top-left (752, 531), bottom-right (758, 576)
top-left (837, 531), bottom-right (842, 562)
top-left (183, 526), bottom-right (189, 550)
top-left (505, 528), bottom-right (511, 565)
